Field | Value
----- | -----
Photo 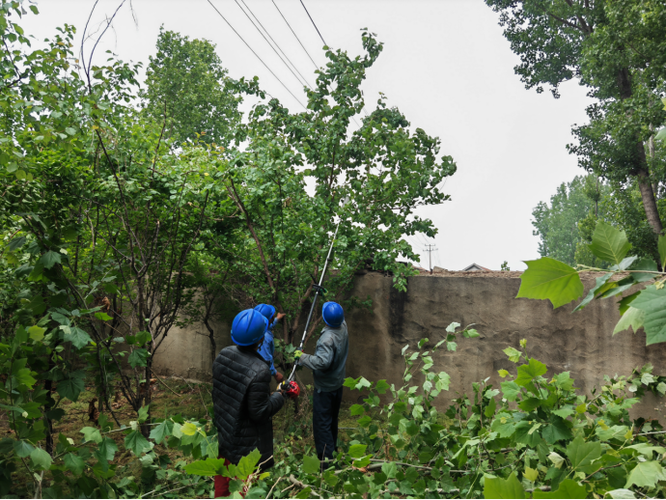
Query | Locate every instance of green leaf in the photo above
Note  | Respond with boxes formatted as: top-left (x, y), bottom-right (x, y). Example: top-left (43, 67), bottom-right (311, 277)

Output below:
top-left (81, 427), bottom-right (103, 444)
top-left (181, 422), bottom-right (197, 436)
top-left (660, 235), bottom-right (666, 270)
top-left (613, 307), bottom-right (645, 335)
top-left (16, 368), bottom-right (36, 388)
top-left (149, 420), bottom-right (172, 444)
top-left (236, 449), bottom-right (261, 479)
top-left (128, 348), bottom-right (149, 368)
top-left (631, 286), bottom-right (666, 345)
top-left (375, 379), bottom-right (390, 394)
top-left (533, 479), bottom-right (587, 499)
top-left (57, 371), bottom-right (86, 401)
top-left (348, 443), bottom-right (367, 458)
top-left (94, 312), bottom-right (112, 321)
top-left (625, 460), bottom-right (666, 489)
top-left (503, 347), bottom-right (521, 363)
top-left (64, 453), bottom-right (85, 475)
top-left (40, 250), bottom-right (61, 269)
top-left (124, 430), bottom-right (152, 455)
top-left (500, 381), bottom-right (521, 401)
top-left (96, 437), bottom-right (118, 462)
top-left (185, 457), bottom-right (227, 476)
top-left (446, 322), bottom-right (460, 333)
top-left (524, 467), bottom-right (538, 482)
top-left (13, 440), bottom-right (35, 458)
top-left (483, 472), bottom-right (525, 499)
top-left (30, 447), bottom-right (52, 470)
top-left (382, 461), bottom-right (397, 479)
top-left (302, 455), bottom-right (320, 474)
top-left (515, 358), bottom-right (547, 388)
top-left (138, 405), bottom-right (149, 423)
top-left (350, 404), bottom-right (365, 416)
top-left (607, 489), bottom-right (636, 499)
top-left (295, 487), bottom-right (312, 499)
top-left (566, 435), bottom-right (601, 470)
top-left (573, 273), bottom-right (613, 312)
top-left (27, 325), bottom-right (46, 342)
top-left (517, 258), bottom-right (584, 308)
top-left (588, 221), bottom-right (631, 265)
top-left (62, 326), bottom-right (92, 349)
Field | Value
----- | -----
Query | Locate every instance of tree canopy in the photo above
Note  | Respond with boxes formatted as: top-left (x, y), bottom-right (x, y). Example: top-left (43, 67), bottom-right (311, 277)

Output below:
top-left (486, 0), bottom-right (666, 247)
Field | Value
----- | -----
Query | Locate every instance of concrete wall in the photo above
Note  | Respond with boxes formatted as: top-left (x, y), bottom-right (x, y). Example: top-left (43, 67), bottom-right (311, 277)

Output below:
top-left (153, 272), bottom-right (666, 421)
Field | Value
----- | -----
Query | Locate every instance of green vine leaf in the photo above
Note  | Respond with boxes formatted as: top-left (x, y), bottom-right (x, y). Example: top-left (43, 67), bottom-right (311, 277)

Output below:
top-left (533, 479), bottom-right (587, 498)
top-left (625, 460), bottom-right (666, 489)
top-left (483, 471), bottom-right (525, 499)
top-left (630, 286), bottom-right (666, 345)
top-left (566, 435), bottom-right (601, 470)
top-left (588, 222), bottom-right (631, 265)
top-left (517, 258), bottom-right (584, 308)
top-left (613, 307), bottom-right (645, 336)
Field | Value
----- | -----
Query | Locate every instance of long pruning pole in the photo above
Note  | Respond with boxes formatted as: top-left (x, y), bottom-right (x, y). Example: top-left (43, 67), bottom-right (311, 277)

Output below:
top-left (287, 222), bottom-right (341, 383)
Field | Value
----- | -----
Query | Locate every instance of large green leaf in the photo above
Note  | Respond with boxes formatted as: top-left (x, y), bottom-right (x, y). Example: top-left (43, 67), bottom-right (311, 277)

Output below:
top-left (349, 443), bottom-right (368, 458)
top-left (124, 430), bottom-right (152, 455)
top-left (625, 460), bottom-right (666, 489)
top-left (533, 479), bottom-right (587, 498)
top-left (149, 420), bottom-right (173, 444)
top-left (128, 348), bottom-right (149, 368)
top-left (30, 447), bottom-right (52, 470)
top-left (61, 326), bottom-right (92, 349)
top-left (40, 250), bottom-right (61, 269)
top-left (96, 437), bottom-right (118, 462)
top-left (236, 449), bottom-right (261, 479)
top-left (613, 307), bottom-right (645, 336)
top-left (517, 258), bottom-right (584, 308)
top-left (302, 455), bottom-right (320, 474)
top-left (588, 222), bottom-right (631, 265)
top-left (57, 371), bottom-right (86, 401)
top-left (515, 358), bottom-right (547, 388)
top-left (573, 273), bottom-right (613, 312)
top-left (64, 453), bottom-right (85, 475)
top-left (630, 286), bottom-right (666, 345)
top-left (80, 427), bottom-right (103, 444)
top-left (185, 457), bottom-right (228, 476)
top-left (483, 472), bottom-right (525, 499)
top-left (566, 435), bottom-right (601, 470)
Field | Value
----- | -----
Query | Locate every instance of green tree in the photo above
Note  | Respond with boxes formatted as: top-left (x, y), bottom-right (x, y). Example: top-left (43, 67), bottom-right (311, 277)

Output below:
top-left (532, 175), bottom-right (610, 266)
top-left (485, 0), bottom-right (666, 247)
top-left (202, 31), bottom-right (457, 345)
top-left (143, 28), bottom-right (241, 146)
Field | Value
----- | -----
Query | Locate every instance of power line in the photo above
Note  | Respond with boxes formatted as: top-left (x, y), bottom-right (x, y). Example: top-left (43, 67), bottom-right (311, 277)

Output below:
top-left (299, 0), bottom-right (327, 47)
top-left (423, 243), bottom-right (437, 273)
top-left (205, 0), bottom-right (307, 110)
top-left (272, 0), bottom-right (318, 70)
top-left (235, 0), bottom-right (313, 90)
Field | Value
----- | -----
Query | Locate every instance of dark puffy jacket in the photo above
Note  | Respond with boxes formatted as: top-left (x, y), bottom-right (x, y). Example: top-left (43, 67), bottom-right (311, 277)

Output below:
top-left (213, 345), bottom-right (285, 468)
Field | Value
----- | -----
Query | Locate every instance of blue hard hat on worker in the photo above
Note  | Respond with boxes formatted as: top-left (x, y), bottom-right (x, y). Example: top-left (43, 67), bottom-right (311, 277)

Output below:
top-left (254, 304), bottom-right (276, 322)
top-left (322, 301), bottom-right (344, 328)
top-left (231, 309), bottom-right (268, 346)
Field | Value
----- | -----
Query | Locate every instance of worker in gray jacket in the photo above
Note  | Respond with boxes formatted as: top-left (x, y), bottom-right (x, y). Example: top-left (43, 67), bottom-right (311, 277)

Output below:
top-left (294, 301), bottom-right (349, 461)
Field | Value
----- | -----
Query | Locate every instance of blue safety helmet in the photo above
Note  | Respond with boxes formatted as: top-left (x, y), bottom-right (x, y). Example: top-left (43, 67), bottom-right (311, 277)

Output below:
top-left (254, 304), bottom-right (276, 322)
top-left (322, 301), bottom-right (344, 328)
top-left (231, 309), bottom-right (268, 346)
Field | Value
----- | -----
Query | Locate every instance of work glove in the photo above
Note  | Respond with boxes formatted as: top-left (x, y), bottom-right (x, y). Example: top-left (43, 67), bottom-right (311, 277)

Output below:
top-left (294, 349), bottom-right (303, 360)
top-left (274, 372), bottom-right (284, 384)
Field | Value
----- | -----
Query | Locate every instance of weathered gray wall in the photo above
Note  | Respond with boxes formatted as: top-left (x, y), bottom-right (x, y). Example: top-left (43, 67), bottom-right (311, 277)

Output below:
top-left (153, 272), bottom-right (666, 421)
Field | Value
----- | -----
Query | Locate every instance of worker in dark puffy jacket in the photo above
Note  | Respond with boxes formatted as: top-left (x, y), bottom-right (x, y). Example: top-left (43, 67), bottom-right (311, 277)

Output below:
top-left (212, 309), bottom-right (291, 497)
top-left (295, 301), bottom-right (349, 462)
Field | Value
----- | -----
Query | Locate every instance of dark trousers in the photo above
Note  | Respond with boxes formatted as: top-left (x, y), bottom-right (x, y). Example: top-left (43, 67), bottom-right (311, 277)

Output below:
top-left (313, 387), bottom-right (343, 460)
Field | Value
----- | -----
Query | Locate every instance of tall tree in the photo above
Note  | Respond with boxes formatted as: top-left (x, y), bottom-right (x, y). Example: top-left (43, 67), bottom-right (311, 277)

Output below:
top-left (143, 28), bottom-right (241, 146)
top-left (485, 0), bottom-right (666, 244)
top-left (532, 175), bottom-right (609, 266)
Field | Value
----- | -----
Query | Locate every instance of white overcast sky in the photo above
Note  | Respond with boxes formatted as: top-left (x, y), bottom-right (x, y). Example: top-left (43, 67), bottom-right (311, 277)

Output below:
top-left (22, 0), bottom-right (594, 271)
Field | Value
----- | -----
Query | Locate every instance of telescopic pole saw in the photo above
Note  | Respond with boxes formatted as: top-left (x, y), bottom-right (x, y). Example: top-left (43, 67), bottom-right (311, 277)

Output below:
top-left (286, 221), bottom-right (341, 384)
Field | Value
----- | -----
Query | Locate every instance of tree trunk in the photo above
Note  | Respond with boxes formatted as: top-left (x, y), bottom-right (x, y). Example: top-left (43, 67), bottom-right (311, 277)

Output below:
top-left (616, 68), bottom-right (663, 235)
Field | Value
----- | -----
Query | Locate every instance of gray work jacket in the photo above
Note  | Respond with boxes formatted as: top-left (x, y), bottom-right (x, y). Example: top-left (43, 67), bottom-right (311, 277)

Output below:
top-left (298, 320), bottom-right (349, 392)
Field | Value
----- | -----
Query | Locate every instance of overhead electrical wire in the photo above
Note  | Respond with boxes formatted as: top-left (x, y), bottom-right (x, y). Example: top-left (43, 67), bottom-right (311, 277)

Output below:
top-left (272, 0), bottom-right (319, 70)
top-left (234, 0), bottom-right (313, 90)
top-left (299, 0), bottom-right (327, 47)
top-left (205, 0), bottom-right (307, 110)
